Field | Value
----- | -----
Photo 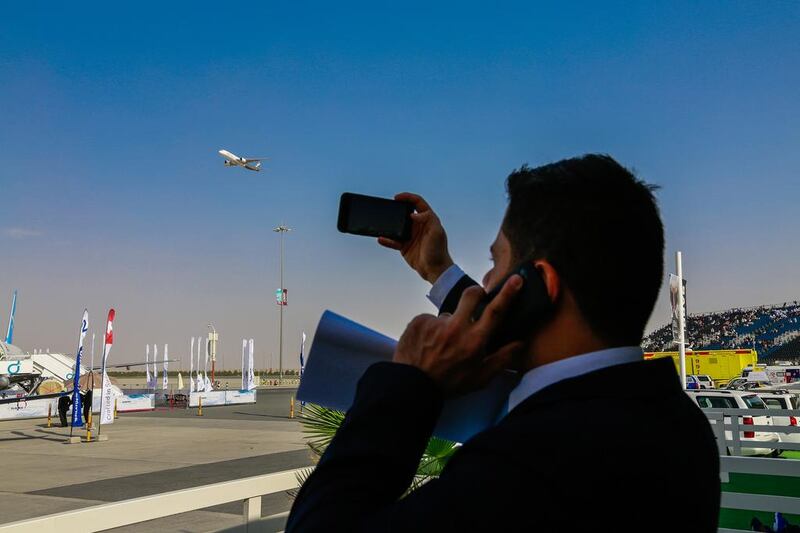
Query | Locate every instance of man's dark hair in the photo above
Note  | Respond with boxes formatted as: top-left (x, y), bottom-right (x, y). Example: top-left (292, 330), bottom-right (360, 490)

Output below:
top-left (503, 154), bottom-right (664, 345)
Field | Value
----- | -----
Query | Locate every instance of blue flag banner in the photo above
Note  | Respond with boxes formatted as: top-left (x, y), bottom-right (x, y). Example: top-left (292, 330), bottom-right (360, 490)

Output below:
top-left (71, 309), bottom-right (89, 428)
top-left (299, 332), bottom-right (306, 408)
top-left (5, 290), bottom-right (16, 344)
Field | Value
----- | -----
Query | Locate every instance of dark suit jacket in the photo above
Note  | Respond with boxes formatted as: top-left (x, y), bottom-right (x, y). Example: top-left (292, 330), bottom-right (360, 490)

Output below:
top-left (287, 276), bottom-right (720, 532)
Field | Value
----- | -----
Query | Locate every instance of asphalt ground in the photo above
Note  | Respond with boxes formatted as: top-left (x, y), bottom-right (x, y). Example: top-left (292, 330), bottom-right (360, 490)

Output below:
top-left (0, 387), bottom-right (312, 532)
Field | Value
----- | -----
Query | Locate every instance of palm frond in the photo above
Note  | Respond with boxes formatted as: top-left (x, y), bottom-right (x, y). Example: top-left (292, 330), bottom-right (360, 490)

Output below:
top-left (299, 403), bottom-right (346, 456)
top-left (297, 402), bottom-right (460, 496)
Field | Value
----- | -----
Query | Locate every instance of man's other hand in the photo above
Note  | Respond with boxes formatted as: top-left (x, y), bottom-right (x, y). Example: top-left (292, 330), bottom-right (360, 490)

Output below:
top-left (378, 193), bottom-right (454, 284)
top-left (392, 275), bottom-right (525, 395)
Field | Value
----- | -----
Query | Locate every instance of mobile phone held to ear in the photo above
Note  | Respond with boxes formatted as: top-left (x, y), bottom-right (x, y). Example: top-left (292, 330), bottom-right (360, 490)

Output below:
top-left (337, 192), bottom-right (414, 242)
top-left (472, 261), bottom-right (553, 352)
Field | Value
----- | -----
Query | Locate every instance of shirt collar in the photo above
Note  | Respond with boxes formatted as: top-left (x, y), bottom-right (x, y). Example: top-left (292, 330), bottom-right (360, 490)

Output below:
top-left (507, 346), bottom-right (644, 412)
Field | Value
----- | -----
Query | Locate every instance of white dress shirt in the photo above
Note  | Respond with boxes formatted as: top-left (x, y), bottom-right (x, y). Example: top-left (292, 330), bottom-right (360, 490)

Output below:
top-left (429, 264), bottom-right (644, 412)
top-left (506, 346), bottom-right (644, 411)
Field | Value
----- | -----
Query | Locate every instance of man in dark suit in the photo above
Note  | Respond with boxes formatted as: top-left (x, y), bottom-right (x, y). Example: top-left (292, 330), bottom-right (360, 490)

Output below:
top-left (57, 393), bottom-right (72, 427)
top-left (287, 154), bottom-right (720, 532)
top-left (82, 388), bottom-right (93, 425)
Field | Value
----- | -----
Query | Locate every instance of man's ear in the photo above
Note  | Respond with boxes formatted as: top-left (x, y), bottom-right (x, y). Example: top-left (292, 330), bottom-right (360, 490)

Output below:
top-left (533, 260), bottom-right (560, 304)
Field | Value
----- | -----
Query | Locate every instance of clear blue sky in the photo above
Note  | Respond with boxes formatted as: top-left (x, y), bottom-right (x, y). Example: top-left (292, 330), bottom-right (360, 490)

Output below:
top-left (1, 1), bottom-right (798, 369)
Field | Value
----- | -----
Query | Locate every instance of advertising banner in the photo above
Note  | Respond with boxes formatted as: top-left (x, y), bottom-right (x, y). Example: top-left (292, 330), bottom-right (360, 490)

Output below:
top-left (99, 309), bottom-right (116, 426)
top-left (247, 339), bottom-right (255, 391)
top-left (117, 393), bottom-right (155, 412)
top-left (670, 274), bottom-right (688, 344)
top-left (70, 309), bottom-right (89, 429)
top-left (189, 337), bottom-right (195, 393)
top-left (188, 390), bottom-right (256, 407)
top-left (146, 345), bottom-right (151, 387)
top-left (0, 396), bottom-right (102, 421)
top-left (162, 344), bottom-right (168, 390)
top-left (196, 336), bottom-right (204, 392)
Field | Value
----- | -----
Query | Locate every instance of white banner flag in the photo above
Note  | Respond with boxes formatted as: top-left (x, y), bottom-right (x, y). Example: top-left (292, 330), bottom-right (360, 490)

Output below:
top-left (162, 344), bottom-right (169, 390)
top-left (153, 344), bottom-right (158, 385)
top-left (189, 337), bottom-right (195, 393)
top-left (91, 332), bottom-right (96, 373)
top-left (178, 372), bottom-right (184, 390)
top-left (99, 309), bottom-right (116, 426)
top-left (196, 336), bottom-right (205, 392)
top-left (145, 345), bottom-right (151, 388)
top-left (247, 339), bottom-right (255, 391)
top-left (241, 339), bottom-right (247, 390)
top-left (208, 341), bottom-right (214, 391)
top-left (669, 274), bottom-right (688, 344)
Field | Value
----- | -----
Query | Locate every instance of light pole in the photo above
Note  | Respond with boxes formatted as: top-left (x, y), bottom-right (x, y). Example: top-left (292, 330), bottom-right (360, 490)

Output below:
top-left (207, 324), bottom-right (217, 385)
top-left (273, 225), bottom-right (291, 382)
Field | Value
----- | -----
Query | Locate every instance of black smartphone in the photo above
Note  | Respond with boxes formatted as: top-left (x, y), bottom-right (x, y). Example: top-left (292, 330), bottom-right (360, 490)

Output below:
top-left (337, 192), bottom-right (414, 241)
top-left (472, 261), bottom-right (553, 352)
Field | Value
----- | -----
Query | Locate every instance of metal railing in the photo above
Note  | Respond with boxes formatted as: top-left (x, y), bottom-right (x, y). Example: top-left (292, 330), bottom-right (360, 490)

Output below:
top-left (0, 468), bottom-right (306, 533)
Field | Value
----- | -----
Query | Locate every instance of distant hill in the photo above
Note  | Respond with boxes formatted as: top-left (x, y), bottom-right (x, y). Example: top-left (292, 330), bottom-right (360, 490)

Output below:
top-left (643, 301), bottom-right (800, 362)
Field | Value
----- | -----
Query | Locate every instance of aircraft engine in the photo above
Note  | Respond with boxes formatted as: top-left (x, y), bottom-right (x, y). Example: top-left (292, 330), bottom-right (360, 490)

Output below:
top-left (0, 376), bottom-right (10, 389)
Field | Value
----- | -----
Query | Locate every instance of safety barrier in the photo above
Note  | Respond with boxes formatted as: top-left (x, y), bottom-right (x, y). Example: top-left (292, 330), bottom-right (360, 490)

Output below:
top-left (0, 468), bottom-right (306, 532)
top-left (719, 456), bottom-right (800, 533)
top-left (703, 407), bottom-right (800, 459)
top-left (3, 409), bottom-right (800, 532)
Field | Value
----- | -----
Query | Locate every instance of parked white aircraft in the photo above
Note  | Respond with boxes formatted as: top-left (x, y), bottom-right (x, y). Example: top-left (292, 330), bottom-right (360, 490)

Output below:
top-left (218, 149), bottom-right (266, 172)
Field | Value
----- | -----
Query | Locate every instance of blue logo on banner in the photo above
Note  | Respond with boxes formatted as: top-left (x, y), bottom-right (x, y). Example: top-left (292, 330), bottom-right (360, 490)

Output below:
top-left (71, 344), bottom-right (84, 427)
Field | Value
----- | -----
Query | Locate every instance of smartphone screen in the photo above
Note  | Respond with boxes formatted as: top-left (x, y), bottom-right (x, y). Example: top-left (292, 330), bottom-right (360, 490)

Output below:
top-left (337, 193), bottom-right (414, 241)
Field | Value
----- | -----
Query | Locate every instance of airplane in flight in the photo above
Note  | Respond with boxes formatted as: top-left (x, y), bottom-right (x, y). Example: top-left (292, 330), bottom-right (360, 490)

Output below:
top-left (218, 149), bottom-right (266, 172)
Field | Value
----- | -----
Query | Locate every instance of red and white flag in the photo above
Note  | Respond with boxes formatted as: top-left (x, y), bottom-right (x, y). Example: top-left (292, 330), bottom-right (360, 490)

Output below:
top-left (99, 309), bottom-right (116, 426)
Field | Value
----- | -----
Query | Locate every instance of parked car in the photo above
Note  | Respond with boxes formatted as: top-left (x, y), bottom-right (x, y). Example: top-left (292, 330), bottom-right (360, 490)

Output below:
top-left (686, 389), bottom-right (779, 456)
top-left (723, 377), bottom-right (770, 391)
top-left (691, 374), bottom-right (715, 389)
top-left (756, 389), bottom-right (800, 445)
top-left (686, 375), bottom-right (700, 390)
top-left (723, 377), bottom-right (748, 390)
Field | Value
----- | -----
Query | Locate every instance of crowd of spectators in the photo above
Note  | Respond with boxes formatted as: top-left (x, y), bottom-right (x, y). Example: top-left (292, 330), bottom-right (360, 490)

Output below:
top-left (642, 301), bottom-right (800, 360)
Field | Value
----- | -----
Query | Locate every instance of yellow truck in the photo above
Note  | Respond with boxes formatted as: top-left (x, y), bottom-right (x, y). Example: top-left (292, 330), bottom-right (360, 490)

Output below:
top-left (643, 349), bottom-right (758, 386)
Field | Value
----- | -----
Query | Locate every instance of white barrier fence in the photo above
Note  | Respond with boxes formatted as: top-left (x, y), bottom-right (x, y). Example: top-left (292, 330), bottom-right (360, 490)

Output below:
top-left (1, 457), bottom-right (798, 533)
top-left (0, 393), bottom-right (154, 420)
top-left (703, 407), bottom-right (800, 459)
top-left (1, 407), bottom-right (799, 531)
top-left (0, 468), bottom-right (306, 533)
top-left (188, 390), bottom-right (257, 407)
top-left (720, 456), bottom-right (800, 533)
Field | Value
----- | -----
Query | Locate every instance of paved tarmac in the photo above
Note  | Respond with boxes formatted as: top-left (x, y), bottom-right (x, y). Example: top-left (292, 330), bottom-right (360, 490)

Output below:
top-left (0, 388), bottom-right (312, 532)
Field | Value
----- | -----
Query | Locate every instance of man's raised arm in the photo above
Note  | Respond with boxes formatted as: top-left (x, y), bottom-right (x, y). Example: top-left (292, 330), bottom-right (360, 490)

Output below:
top-left (377, 192), bottom-right (478, 315)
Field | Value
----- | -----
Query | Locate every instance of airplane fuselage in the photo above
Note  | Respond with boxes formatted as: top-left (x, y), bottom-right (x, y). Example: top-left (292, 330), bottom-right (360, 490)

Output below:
top-left (218, 149), bottom-right (261, 171)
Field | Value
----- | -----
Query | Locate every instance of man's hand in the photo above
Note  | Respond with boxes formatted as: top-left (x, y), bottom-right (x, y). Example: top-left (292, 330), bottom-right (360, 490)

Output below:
top-left (392, 275), bottom-right (525, 395)
top-left (378, 193), bottom-right (454, 284)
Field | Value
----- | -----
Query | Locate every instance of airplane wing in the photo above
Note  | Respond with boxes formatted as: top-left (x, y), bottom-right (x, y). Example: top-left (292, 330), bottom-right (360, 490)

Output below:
top-left (88, 359), bottom-right (180, 371)
top-left (0, 391), bottom-right (64, 406)
top-left (242, 157), bottom-right (269, 162)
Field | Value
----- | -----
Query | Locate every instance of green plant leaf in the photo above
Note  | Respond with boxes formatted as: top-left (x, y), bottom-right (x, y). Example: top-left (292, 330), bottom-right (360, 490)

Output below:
top-left (298, 403), bottom-right (459, 494)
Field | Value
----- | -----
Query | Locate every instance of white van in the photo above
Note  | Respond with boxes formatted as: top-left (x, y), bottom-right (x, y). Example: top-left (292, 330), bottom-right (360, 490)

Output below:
top-left (686, 390), bottom-right (779, 456)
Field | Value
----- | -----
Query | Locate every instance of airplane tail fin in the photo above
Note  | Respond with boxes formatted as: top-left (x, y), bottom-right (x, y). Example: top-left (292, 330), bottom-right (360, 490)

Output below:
top-left (5, 290), bottom-right (16, 344)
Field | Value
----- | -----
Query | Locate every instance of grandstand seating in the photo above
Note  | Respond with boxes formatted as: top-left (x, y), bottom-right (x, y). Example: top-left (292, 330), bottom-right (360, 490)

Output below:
top-left (769, 336), bottom-right (800, 361)
top-left (642, 301), bottom-right (800, 362)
